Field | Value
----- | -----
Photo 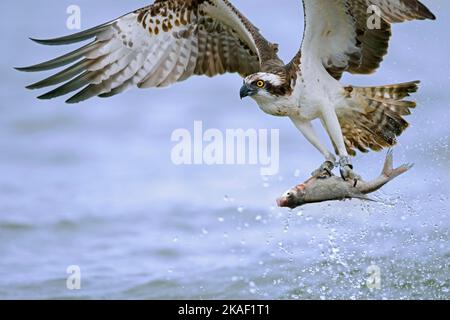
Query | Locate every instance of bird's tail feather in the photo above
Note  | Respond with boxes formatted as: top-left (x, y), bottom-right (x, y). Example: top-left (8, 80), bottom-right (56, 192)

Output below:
top-left (337, 81), bottom-right (420, 156)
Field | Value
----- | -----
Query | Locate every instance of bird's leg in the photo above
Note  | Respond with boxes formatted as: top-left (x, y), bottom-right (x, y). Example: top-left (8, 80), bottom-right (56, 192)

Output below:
top-left (320, 107), bottom-right (361, 182)
top-left (290, 118), bottom-right (336, 178)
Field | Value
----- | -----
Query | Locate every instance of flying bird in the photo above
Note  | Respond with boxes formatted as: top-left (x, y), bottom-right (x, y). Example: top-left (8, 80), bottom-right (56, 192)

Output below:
top-left (17, 0), bottom-right (436, 179)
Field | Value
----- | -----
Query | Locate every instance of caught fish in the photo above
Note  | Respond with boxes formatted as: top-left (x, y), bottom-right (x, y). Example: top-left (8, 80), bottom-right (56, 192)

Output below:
top-left (277, 150), bottom-right (413, 209)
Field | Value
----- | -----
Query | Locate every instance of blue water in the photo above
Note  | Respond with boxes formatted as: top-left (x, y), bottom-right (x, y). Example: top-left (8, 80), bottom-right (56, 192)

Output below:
top-left (0, 1), bottom-right (448, 299)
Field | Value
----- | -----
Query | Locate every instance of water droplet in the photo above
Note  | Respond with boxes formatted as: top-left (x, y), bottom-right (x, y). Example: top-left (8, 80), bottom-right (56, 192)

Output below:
top-left (224, 195), bottom-right (235, 202)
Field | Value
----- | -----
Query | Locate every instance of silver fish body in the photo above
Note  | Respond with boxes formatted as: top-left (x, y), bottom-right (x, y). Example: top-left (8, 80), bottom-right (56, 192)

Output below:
top-left (277, 150), bottom-right (413, 209)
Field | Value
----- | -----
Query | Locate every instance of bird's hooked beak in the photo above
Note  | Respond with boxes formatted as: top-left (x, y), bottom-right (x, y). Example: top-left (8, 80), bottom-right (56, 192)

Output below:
top-left (240, 83), bottom-right (257, 99)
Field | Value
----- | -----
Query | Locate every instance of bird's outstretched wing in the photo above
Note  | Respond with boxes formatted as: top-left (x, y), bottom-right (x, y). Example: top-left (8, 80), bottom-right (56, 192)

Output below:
top-left (17, 0), bottom-right (279, 103)
top-left (296, 0), bottom-right (436, 80)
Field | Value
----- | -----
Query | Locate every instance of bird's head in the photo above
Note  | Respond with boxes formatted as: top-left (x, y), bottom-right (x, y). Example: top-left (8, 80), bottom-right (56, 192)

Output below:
top-left (240, 72), bottom-right (289, 103)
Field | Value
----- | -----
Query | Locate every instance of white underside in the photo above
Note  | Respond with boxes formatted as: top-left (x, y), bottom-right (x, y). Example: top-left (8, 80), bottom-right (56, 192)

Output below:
top-left (253, 58), bottom-right (345, 118)
top-left (251, 54), bottom-right (349, 161)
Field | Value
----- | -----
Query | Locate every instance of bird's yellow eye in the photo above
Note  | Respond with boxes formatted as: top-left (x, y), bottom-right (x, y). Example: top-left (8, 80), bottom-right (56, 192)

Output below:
top-left (256, 80), bottom-right (265, 88)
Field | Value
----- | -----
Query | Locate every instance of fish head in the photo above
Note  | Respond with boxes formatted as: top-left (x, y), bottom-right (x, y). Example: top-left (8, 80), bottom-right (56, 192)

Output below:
top-left (277, 183), bottom-right (307, 208)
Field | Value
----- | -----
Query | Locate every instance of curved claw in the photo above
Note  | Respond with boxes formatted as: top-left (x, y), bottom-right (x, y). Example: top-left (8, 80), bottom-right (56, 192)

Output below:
top-left (312, 160), bottom-right (336, 178)
top-left (338, 156), bottom-right (361, 184)
top-left (340, 165), bottom-right (362, 185)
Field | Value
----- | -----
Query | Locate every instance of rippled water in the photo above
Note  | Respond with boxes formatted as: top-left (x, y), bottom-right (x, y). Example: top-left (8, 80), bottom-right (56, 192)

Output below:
top-left (0, 1), bottom-right (449, 299)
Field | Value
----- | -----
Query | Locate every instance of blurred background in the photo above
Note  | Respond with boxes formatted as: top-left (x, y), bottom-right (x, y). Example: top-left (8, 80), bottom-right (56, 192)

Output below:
top-left (0, 0), bottom-right (448, 299)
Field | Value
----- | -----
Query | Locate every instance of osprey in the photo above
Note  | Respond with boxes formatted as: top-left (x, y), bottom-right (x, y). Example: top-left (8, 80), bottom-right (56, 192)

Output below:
top-left (17, 0), bottom-right (435, 179)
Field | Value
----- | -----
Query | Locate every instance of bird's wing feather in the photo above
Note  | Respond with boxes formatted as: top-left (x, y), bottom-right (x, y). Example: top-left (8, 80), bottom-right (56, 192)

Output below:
top-left (290, 0), bottom-right (435, 80)
top-left (17, 0), bottom-right (279, 103)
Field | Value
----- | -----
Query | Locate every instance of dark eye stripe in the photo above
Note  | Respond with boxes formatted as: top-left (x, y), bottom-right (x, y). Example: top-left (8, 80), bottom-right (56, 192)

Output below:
top-left (263, 82), bottom-right (289, 97)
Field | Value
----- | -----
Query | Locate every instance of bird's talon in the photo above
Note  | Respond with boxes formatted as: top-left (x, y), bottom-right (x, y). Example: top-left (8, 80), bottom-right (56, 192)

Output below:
top-left (339, 165), bottom-right (361, 182)
top-left (338, 156), bottom-right (362, 181)
top-left (312, 160), bottom-right (335, 178)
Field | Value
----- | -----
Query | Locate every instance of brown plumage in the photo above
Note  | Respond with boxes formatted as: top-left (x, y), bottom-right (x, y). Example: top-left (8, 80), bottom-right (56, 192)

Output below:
top-left (337, 81), bottom-right (420, 156)
top-left (325, 8), bottom-right (392, 80)
top-left (321, 0), bottom-right (435, 80)
top-left (17, 0), bottom-right (282, 103)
